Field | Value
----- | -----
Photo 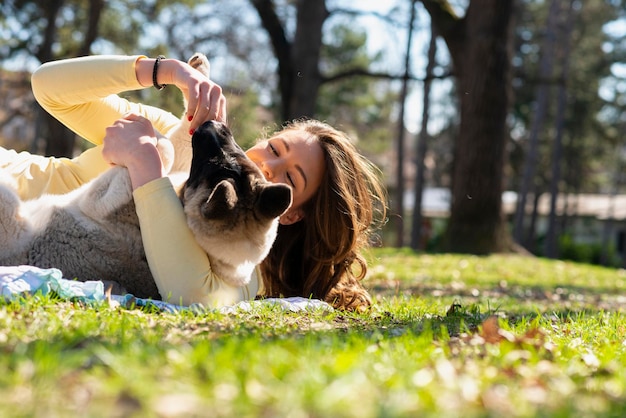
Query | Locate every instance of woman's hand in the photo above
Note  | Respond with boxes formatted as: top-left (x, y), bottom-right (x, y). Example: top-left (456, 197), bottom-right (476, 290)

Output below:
top-left (136, 57), bottom-right (227, 132)
top-left (102, 113), bottom-right (165, 190)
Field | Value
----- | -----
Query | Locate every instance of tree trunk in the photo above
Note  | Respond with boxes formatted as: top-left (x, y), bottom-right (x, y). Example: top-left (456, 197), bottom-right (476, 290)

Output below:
top-left (33, 0), bottom-right (76, 157)
top-left (545, 0), bottom-right (575, 258)
top-left (526, 191), bottom-right (542, 252)
top-left (250, 0), bottom-right (293, 122)
top-left (78, 0), bottom-right (105, 57)
top-left (35, 0), bottom-right (103, 156)
top-left (251, 0), bottom-right (327, 122)
top-left (392, 0), bottom-right (418, 247)
top-left (423, 0), bottom-right (515, 254)
top-left (288, 0), bottom-right (327, 119)
top-left (411, 23), bottom-right (437, 250)
top-left (513, 0), bottom-right (560, 246)
top-left (43, 112), bottom-right (76, 157)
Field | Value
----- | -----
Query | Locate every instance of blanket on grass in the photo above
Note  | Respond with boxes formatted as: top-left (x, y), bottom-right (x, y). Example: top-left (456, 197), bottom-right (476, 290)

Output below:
top-left (0, 265), bottom-right (333, 314)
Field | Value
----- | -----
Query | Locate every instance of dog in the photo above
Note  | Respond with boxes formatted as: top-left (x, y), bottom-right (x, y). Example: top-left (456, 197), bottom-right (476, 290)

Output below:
top-left (0, 53), bottom-right (292, 300)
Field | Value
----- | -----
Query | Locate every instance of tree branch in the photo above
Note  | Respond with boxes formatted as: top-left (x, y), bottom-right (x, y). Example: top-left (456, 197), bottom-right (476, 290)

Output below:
top-left (249, 0), bottom-right (292, 120)
top-left (328, 7), bottom-right (402, 26)
top-left (419, 0), bottom-right (465, 61)
top-left (320, 67), bottom-right (453, 84)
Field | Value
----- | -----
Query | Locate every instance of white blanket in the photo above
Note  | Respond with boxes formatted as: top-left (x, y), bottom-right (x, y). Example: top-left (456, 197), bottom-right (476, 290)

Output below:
top-left (0, 265), bottom-right (333, 314)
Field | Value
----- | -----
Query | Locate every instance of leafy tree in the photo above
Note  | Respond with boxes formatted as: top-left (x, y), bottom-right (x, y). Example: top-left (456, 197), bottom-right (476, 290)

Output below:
top-left (1, 0), bottom-right (108, 156)
top-left (510, 0), bottom-right (626, 257)
top-left (250, 0), bottom-right (326, 121)
top-left (0, 0), bottom-right (177, 156)
top-left (315, 24), bottom-right (396, 158)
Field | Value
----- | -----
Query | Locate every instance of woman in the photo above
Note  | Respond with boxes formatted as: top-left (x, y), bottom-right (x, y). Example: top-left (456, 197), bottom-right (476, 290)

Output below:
top-left (7, 54), bottom-right (386, 310)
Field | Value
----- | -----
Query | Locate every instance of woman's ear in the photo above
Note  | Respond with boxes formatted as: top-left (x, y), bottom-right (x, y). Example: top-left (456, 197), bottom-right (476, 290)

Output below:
top-left (279, 207), bottom-right (304, 225)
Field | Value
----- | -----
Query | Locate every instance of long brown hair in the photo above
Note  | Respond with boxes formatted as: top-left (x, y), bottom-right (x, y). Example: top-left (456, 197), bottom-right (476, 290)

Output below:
top-left (259, 119), bottom-right (387, 310)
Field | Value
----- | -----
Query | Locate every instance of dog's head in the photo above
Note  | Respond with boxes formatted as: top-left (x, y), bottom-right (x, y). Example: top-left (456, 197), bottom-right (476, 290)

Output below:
top-left (179, 120), bottom-right (292, 286)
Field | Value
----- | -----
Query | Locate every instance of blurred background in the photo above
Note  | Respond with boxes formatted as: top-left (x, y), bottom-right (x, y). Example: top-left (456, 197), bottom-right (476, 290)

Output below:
top-left (1, 0), bottom-right (626, 267)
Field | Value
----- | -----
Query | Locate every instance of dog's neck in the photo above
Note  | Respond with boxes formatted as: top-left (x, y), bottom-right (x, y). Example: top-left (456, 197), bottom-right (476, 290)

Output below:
top-left (210, 258), bottom-right (257, 287)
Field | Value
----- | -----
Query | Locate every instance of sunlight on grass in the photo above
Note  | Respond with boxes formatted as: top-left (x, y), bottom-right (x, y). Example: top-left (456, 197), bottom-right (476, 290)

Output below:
top-left (1, 250), bottom-right (626, 417)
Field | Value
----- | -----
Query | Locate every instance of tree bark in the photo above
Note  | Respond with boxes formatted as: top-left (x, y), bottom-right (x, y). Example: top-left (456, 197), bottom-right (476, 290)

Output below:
top-left (393, 0), bottom-right (418, 247)
top-left (289, 0), bottom-right (327, 119)
top-left (545, 0), bottom-right (575, 258)
top-left (250, 0), bottom-right (293, 121)
top-left (31, 0), bottom-right (104, 156)
top-left (513, 0), bottom-right (560, 246)
top-left (33, 0), bottom-right (77, 157)
top-left (78, 0), bottom-right (105, 57)
top-left (251, 0), bottom-right (327, 121)
top-left (422, 0), bottom-right (515, 254)
top-left (411, 23), bottom-right (437, 250)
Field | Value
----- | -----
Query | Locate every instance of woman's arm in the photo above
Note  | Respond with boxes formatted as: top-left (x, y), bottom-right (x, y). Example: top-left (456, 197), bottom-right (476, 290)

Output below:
top-left (135, 57), bottom-right (227, 131)
top-left (31, 54), bottom-right (249, 306)
top-left (32, 54), bottom-right (227, 144)
top-left (31, 55), bottom-right (180, 145)
top-left (101, 113), bottom-right (257, 306)
top-left (133, 179), bottom-right (258, 306)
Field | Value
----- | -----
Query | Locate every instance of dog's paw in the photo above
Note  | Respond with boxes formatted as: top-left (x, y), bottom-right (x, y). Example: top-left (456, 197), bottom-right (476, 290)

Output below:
top-left (188, 53), bottom-right (210, 78)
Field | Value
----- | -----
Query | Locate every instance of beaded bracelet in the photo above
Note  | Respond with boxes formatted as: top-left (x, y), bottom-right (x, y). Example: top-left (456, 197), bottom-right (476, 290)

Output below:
top-left (152, 55), bottom-right (167, 90)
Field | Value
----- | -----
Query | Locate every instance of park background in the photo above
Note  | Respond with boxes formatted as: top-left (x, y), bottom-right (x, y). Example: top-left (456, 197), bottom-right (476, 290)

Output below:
top-left (2, 0), bottom-right (626, 264)
top-left (4, 2), bottom-right (626, 417)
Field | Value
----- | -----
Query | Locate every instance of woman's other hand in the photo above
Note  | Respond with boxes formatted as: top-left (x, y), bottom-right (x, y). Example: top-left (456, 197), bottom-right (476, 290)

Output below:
top-left (135, 56), bottom-right (227, 132)
top-left (102, 113), bottom-right (165, 190)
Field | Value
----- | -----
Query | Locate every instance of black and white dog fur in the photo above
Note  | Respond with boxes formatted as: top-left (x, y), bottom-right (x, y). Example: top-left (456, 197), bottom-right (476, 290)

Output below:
top-left (0, 53), bottom-right (292, 300)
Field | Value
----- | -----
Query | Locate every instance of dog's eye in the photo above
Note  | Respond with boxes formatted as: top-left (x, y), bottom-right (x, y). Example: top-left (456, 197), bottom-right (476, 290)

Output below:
top-left (269, 142), bottom-right (279, 156)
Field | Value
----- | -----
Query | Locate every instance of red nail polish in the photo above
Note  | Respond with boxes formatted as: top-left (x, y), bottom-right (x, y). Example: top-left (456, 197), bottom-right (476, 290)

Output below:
top-left (189, 129), bottom-right (195, 135)
top-left (187, 115), bottom-right (193, 121)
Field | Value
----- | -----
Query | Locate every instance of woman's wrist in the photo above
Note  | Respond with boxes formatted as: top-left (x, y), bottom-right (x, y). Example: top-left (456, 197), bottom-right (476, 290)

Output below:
top-left (124, 141), bottom-right (165, 190)
top-left (135, 56), bottom-right (185, 89)
top-left (118, 140), bottom-right (165, 190)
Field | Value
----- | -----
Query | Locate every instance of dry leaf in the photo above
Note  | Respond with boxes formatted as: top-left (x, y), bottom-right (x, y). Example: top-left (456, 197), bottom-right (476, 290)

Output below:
top-left (481, 316), bottom-right (503, 344)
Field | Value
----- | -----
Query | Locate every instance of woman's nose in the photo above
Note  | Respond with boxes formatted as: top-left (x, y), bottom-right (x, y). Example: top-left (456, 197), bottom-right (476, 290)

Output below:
top-left (261, 160), bottom-right (275, 180)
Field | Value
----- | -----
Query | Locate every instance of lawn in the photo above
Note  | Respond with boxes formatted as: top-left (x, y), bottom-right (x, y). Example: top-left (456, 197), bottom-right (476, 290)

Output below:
top-left (2, 249), bottom-right (626, 417)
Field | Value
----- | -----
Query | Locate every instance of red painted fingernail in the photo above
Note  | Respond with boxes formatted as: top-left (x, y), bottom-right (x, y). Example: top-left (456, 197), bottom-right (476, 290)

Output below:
top-left (189, 129), bottom-right (195, 135)
top-left (187, 115), bottom-right (193, 121)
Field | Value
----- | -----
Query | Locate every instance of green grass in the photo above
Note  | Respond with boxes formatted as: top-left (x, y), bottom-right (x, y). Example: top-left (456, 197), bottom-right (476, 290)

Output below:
top-left (3, 250), bottom-right (626, 417)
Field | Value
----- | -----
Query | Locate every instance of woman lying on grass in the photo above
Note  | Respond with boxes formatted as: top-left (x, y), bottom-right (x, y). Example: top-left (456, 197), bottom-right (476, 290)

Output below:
top-left (0, 54), bottom-right (386, 310)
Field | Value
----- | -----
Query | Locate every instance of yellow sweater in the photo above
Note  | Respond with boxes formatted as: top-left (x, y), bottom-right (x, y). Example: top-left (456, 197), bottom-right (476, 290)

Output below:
top-left (1, 54), bottom-right (259, 307)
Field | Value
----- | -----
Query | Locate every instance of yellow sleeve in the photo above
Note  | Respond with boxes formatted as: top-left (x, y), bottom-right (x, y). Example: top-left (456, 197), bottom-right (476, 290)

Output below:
top-left (133, 177), bottom-right (259, 307)
top-left (0, 144), bottom-right (113, 199)
top-left (7, 54), bottom-right (181, 198)
top-left (26, 55), bottom-right (259, 307)
top-left (31, 55), bottom-right (180, 146)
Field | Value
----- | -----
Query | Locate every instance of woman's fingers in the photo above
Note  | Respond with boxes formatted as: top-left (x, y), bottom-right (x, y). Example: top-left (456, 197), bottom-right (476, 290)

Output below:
top-left (102, 113), bottom-right (159, 167)
top-left (188, 83), bottom-right (226, 132)
top-left (169, 58), bottom-right (228, 130)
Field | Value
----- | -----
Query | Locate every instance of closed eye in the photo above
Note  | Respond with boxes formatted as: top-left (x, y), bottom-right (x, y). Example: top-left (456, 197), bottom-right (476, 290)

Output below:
top-left (269, 141), bottom-right (295, 188)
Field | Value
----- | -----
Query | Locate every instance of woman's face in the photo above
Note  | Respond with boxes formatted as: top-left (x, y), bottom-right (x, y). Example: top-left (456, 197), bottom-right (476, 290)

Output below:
top-left (246, 129), bottom-right (325, 225)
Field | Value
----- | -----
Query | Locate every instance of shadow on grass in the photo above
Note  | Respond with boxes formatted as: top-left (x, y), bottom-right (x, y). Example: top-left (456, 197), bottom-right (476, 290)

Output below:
top-left (369, 279), bottom-right (626, 313)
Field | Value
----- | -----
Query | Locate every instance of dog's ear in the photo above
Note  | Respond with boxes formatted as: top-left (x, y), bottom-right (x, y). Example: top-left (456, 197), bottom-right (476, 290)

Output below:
top-left (255, 183), bottom-right (292, 220)
top-left (202, 180), bottom-right (237, 219)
